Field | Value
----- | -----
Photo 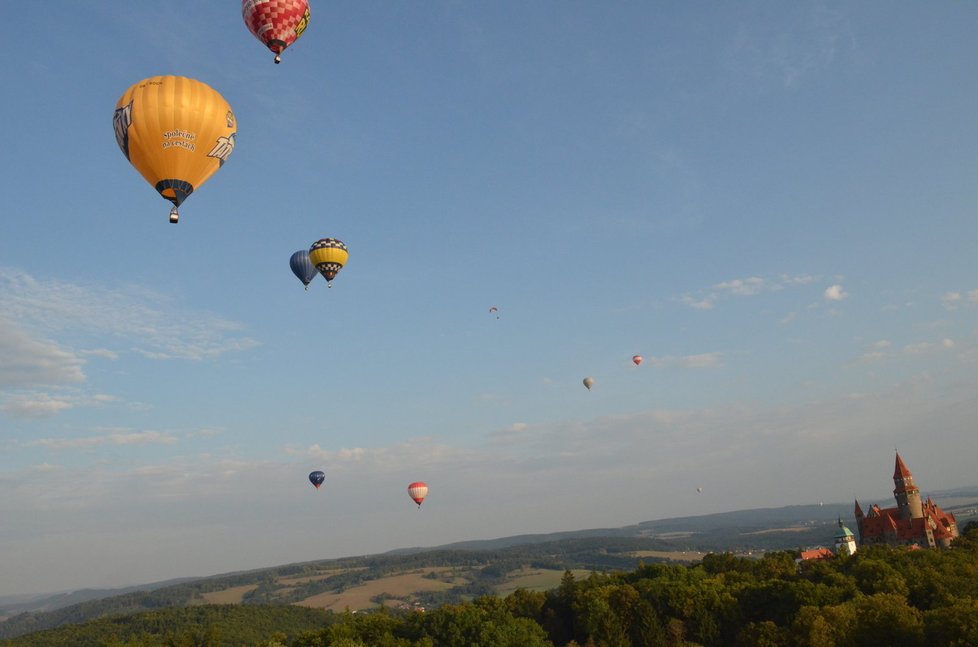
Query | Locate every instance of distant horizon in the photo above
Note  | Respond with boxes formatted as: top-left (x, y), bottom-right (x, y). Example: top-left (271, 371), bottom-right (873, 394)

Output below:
top-left (6, 483), bottom-right (977, 603)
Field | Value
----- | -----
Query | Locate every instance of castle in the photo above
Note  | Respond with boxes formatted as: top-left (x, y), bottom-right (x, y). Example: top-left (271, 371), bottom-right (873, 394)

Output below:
top-left (854, 453), bottom-right (959, 549)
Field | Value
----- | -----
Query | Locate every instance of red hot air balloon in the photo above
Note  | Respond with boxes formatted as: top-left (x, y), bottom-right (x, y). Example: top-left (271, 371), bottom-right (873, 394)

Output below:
top-left (407, 482), bottom-right (428, 508)
top-left (242, 0), bottom-right (311, 64)
top-left (632, 355), bottom-right (643, 366)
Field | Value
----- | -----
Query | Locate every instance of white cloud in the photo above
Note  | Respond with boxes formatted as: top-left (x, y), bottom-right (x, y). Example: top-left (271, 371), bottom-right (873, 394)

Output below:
top-left (0, 268), bottom-right (258, 362)
top-left (780, 274), bottom-right (816, 286)
top-left (942, 292), bottom-right (962, 310)
top-left (824, 285), bottom-right (848, 301)
top-left (0, 393), bottom-right (76, 418)
top-left (903, 342), bottom-right (931, 355)
top-left (79, 349), bottom-right (120, 360)
top-left (0, 319), bottom-right (85, 387)
top-left (715, 277), bottom-right (766, 296)
top-left (724, 5), bottom-right (854, 88)
top-left (30, 430), bottom-right (178, 450)
top-left (681, 273), bottom-right (822, 310)
top-left (942, 338), bottom-right (955, 349)
top-left (680, 294), bottom-right (715, 310)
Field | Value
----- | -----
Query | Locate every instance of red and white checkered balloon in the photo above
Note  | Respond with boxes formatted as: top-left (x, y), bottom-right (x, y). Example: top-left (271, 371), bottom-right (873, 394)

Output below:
top-left (242, 0), bottom-right (310, 63)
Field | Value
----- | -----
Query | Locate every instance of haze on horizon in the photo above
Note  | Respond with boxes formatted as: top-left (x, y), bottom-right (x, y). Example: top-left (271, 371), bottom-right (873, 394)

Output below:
top-left (2, 2), bottom-right (977, 597)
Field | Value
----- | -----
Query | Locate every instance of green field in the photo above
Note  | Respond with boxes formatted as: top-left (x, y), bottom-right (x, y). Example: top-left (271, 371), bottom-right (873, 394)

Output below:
top-left (494, 568), bottom-right (594, 597)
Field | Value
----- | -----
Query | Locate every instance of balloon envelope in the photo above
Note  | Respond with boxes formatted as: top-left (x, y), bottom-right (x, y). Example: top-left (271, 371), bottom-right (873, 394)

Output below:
top-left (407, 481), bottom-right (428, 507)
top-left (114, 76), bottom-right (236, 221)
top-left (632, 355), bottom-right (643, 366)
top-left (309, 238), bottom-right (348, 284)
top-left (309, 470), bottom-right (325, 489)
top-left (583, 377), bottom-right (595, 390)
top-left (290, 250), bottom-right (318, 288)
top-left (242, 0), bottom-right (311, 63)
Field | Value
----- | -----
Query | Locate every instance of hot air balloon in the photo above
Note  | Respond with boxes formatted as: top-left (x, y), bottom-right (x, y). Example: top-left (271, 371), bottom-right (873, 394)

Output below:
top-left (489, 306), bottom-right (499, 319)
top-left (309, 470), bottom-right (325, 489)
top-left (632, 355), bottom-right (643, 366)
top-left (583, 377), bottom-right (595, 390)
top-left (113, 76), bottom-right (237, 224)
top-left (696, 487), bottom-right (703, 494)
top-left (290, 250), bottom-right (318, 289)
top-left (407, 481), bottom-right (428, 508)
top-left (242, 0), bottom-right (311, 64)
top-left (308, 238), bottom-right (348, 287)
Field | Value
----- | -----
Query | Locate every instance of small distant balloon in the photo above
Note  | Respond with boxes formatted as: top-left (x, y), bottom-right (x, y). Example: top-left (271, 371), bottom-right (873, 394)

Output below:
top-left (290, 250), bottom-right (318, 289)
top-left (632, 355), bottom-right (643, 366)
top-left (489, 306), bottom-right (499, 319)
top-left (408, 481), bottom-right (428, 508)
top-left (309, 470), bottom-right (325, 489)
top-left (583, 377), bottom-right (595, 391)
top-left (696, 487), bottom-right (703, 493)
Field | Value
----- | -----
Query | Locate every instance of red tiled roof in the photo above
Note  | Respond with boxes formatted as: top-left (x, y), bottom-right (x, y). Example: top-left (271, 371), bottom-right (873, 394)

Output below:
top-left (799, 548), bottom-right (835, 561)
top-left (894, 452), bottom-right (913, 480)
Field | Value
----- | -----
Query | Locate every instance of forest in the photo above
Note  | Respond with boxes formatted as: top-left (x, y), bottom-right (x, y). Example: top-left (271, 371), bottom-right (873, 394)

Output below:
top-left (5, 523), bottom-right (978, 646)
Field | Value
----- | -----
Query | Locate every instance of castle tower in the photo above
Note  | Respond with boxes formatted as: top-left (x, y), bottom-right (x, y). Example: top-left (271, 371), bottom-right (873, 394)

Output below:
top-left (853, 500), bottom-right (865, 543)
top-left (835, 518), bottom-right (857, 556)
top-left (893, 452), bottom-right (924, 520)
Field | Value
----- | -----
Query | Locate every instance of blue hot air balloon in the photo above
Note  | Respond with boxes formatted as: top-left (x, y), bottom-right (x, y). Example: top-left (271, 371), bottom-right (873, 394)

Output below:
top-left (308, 470), bottom-right (325, 489)
top-left (290, 250), bottom-right (318, 289)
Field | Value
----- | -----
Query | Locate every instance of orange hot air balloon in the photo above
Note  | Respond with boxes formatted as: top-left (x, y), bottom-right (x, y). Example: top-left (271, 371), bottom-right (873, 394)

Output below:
top-left (113, 76), bottom-right (237, 224)
top-left (632, 355), bottom-right (643, 366)
top-left (407, 482), bottom-right (428, 508)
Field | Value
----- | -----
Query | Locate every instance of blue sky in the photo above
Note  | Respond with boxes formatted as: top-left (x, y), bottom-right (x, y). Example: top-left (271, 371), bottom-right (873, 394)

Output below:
top-left (2, 1), bottom-right (978, 597)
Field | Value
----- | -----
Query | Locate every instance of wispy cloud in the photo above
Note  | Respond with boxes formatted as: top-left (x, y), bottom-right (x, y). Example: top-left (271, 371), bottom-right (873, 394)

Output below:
top-left (286, 437), bottom-right (475, 473)
top-left (680, 295), bottom-right (715, 310)
top-left (941, 290), bottom-right (978, 311)
top-left (724, 4), bottom-right (855, 88)
top-left (680, 274), bottom-right (817, 310)
top-left (0, 319), bottom-right (85, 387)
top-left (0, 268), bottom-right (259, 362)
top-left (30, 430), bottom-right (178, 450)
top-left (0, 393), bottom-right (76, 418)
top-left (941, 292), bottom-right (962, 310)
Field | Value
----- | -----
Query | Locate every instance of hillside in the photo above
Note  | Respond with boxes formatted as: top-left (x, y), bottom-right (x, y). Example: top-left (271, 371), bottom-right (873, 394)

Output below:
top-left (6, 525), bottom-right (978, 646)
top-left (3, 497), bottom-right (976, 641)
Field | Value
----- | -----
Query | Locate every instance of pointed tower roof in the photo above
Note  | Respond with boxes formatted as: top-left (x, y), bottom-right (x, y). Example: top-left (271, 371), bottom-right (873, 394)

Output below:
top-left (854, 500), bottom-right (864, 516)
top-left (894, 452), bottom-right (913, 480)
top-left (836, 517), bottom-right (854, 538)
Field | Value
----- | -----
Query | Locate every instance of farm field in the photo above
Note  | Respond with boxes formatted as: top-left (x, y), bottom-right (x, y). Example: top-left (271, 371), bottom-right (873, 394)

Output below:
top-left (493, 568), bottom-right (595, 597)
top-left (199, 585), bottom-right (259, 604)
top-left (296, 570), bottom-right (458, 612)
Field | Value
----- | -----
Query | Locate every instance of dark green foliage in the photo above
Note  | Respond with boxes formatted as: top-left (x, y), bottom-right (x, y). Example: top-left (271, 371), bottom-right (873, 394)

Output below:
top-left (0, 604), bottom-right (332, 647)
